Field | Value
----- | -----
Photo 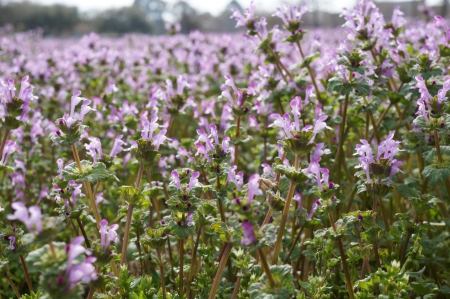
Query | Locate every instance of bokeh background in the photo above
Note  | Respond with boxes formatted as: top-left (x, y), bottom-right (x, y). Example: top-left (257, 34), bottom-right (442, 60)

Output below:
top-left (0, 0), bottom-right (448, 35)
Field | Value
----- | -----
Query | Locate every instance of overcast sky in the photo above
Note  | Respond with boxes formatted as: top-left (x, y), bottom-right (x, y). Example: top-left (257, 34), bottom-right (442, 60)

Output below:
top-left (22, 0), bottom-right (444, 15)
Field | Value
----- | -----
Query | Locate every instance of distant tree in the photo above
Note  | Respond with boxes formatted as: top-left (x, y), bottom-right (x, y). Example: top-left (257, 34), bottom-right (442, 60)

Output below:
top-left (0, 2), bottom-right (79, 36)
top-left (93, 6), bottom-right (152, 34)
top-left (172, 1), bottom-right (201, 33)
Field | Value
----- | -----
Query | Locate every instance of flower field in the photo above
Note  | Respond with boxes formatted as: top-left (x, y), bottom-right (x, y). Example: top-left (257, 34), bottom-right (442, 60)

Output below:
top-left (1, 1), bottom-right (450, 298)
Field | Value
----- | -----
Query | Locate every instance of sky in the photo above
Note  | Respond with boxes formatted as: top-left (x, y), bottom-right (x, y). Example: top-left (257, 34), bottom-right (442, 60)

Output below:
top-left (13, 0), bottom-right (445, 15)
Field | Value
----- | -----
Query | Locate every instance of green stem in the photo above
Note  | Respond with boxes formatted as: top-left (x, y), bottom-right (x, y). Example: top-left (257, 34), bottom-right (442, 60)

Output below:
top-left (284, 226), bottom-right (304, 263)
top-left (335, 93), bottom-right (349, 184)
top-left (296, 41), bottom-right (322, 103)
top-left (0, 129), bottom-right (11, 158)
top-left (167, 237), bottom-right (176, 279)
top-left (87, 287), bottom-right (94, 299)
top-left (69, 218), bottom-right (79, 236)
top-left (179, 239), bottom-right (184, 297)
top-left (435, 186), bottom-right (450, 219)
top-left (329, 213), bottom-right (355, 299)
top-left (120, 204), bottom-right (134, 265)
top-left (135, 228), bottom-right (145, 275)
top-left (71, 144), bottom-right (101, 226)
top-left (258, 248), bottom-right (275, 288)
top-left (257, 33), bottom-right (295, 83)
top-left (368, 111), bottom-right (381, 143)
top-left (393, 103), bottom-right (411, 138)
top-left (187, 226), bottom-right (202, 297)
top-left (272, 155), bottom-right (299, 264)
top-left (157, 248), bottom-right (167, 299)
top-left (234, 116), bottom-right (241, 166)
top-left (76, 217), bottom-right (91, 248)
top-left (377, 197), bottom-right (390, 232)
top-left (20, 254), bottom-right (33, 292)
top-left (208, 242), bottom-right (232, 299)
top-left (216, 175), bottom-right (226, 222)
top-left (146, 169), bottom-right (161, 221)
top-left (434, 130), bottom-right (450, 199)
top-left (120, 163), bottom-right (144, 265)
top-left (5, 273), bottom-right (21, 298)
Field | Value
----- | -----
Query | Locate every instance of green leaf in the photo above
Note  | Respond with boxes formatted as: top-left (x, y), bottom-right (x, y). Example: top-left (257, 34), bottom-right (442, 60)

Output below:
top-left (248, 265), bottom-right (295, 299)
top-left (422, 164), bottom-right (450, 184)
top-left (298, 52), bottom-right (320, 69)
top-left (62, 160), bottom-right (110, 183)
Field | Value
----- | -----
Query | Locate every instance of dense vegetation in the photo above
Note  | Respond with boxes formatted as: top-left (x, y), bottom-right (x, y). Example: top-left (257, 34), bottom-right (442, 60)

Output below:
top-left (1, 1), bottom-right (450, 298)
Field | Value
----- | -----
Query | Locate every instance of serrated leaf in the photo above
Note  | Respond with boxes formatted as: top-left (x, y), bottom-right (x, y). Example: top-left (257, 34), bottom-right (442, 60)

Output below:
top-left (62, 160), bottom-right (109, 183)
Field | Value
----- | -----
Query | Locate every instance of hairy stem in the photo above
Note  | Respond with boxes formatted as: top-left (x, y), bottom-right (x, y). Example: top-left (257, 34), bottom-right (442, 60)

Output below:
top-left (208, 242), bottom-right (232, 299)
top-left (5, 273), bottom-right (21, 299)
top-left (120, 204), bottom-right (134, 265)
top-left (0, 129), bottom-right (11, 158)
top-left (258, 248), bottom-right (275, 288)
top-left (329, 213), bottom-right (355, 299)
top-left (296, 41), bottom-right (322, 103)
top-left (120, 163), bottom-right (144, 265)
top-left (19, 254), bottom-right (33, 292)
top-left (71, 144), bottom-right (101, 225)
top-left (187, 226), bottom-right (202, 298)
top-left (157, 248), bottom-right (167, 299)
top-left (76, 217), bottom-right (91, 248)
top-left (179, 239), bottom-right (184, 297)
top-left (335, 93), bottom-right (349, 184)
top-left (284, 226), bottom-right (304, 264)
top-left (272, 155), bottom-right (299, 264)
top-left (234, 116), bottom-right (241, 166)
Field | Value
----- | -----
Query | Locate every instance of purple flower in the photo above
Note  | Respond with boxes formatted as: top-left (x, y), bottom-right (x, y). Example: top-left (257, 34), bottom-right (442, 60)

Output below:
top-left (99, 219), bottom-right (119, 251)
top-left (0, 76), bottom-right (36, 120)
top-left (231, 1), bottom-right (255, 28)
top-left (185, 212), bottom-right (195, 227)
top-left (220, 75), bottom-right (247, 109)
top-left (354, 140), bottom-right (375, 183)
top-left (415, 76), bottom-right (432, 111)
top-left (1, 140), bottom-right (20, 165)
top-left (195, 124), bottom-right (231, 161)
top-left (110, 134), bottom-right (125, 158)
top-left (354, 134), bottom-right (403, 185)
top-left (57, 158), bottom-right (64, 178)
top-left (141, 116), bottom-right (160, 141)
top-left (67, 256), bottom-right (97, 289)
top-left (396, 40), bottom-right (409, 62)
top-left (226, 166), bottom-right (243, 190)
top-left (67, 91), bottom-right (95, 127)
top-left (261, 163), bottom-right (275, 179)
top-left (270, 113), bottom-right (293, 138)
top-left (171, 170), bottom-right (181, 190)
top-left (6, 236), bottom-right (17, 251)
top-left (308, 199), bottom-right (320, 220)
top-left (247, 174), bottom-right (262, 204)
top-left (240, 221), bottom-right (256, 246)
top-left (273, 3), bottom-right (308, 28)
top-left (391, 6), bottom-right (406, 30)
top-left (310, 143), bottom-right (331, 164)
top-left (271, 99), bottom-right (329, 142)
top-left (188, 171), bottom-right (200, 190)
top-left (66, 237), bottom-right (88, 275)
top-left (377, 133), bottom-right (401, 161)
top-left (7, 202), bottom-right (42, 234)
top-left (435, 15), bottom-right (450, 44)
top-left (84, 137), bottom-right (102, 163)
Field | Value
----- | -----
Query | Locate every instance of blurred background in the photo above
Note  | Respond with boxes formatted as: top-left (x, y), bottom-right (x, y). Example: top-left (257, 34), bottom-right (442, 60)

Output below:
top-left (0, 0), bottom-right (448, 36)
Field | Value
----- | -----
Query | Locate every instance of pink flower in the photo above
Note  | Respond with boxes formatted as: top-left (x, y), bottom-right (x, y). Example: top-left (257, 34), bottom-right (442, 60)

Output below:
top-left (7, 202), bottom-right (42, 234)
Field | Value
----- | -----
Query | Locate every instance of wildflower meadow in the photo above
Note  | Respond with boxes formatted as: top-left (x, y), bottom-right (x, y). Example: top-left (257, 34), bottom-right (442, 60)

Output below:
top-left (1, 1), bottom-right (450, 298)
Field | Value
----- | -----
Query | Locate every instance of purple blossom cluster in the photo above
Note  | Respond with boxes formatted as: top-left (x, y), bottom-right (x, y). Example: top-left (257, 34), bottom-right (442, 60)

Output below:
top-left (1, 0), bottom-right (450, 298)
